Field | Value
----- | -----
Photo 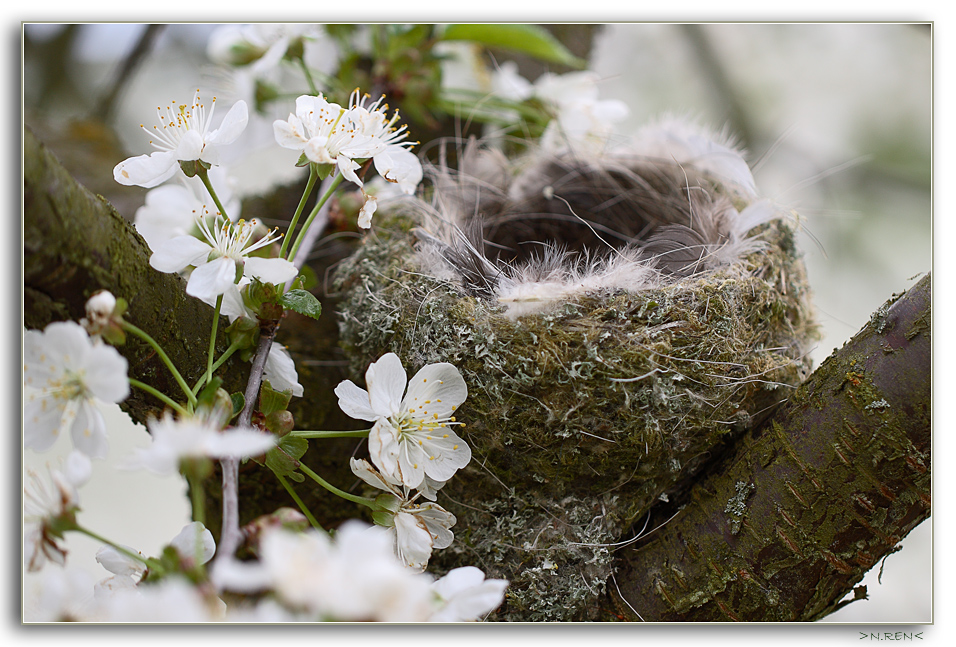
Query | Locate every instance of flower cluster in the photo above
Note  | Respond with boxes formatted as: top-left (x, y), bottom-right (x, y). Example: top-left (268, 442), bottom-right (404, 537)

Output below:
top-left (273, 90), bottom-right (422, 227)
top-left (335, 353), bottom-right (471, 569)
top-left (212, 521), bottom-right (506, 621)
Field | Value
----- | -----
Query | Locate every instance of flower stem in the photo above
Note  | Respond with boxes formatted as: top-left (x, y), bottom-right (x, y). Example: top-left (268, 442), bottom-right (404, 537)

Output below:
top-left (285, 173), bottom-right (344, 265)
top-left (273, 471), bottom-right (324, 531)
top-left (122, 321), bottom-right (197, 408)
top-left (297, 57), bottom-right (319, 96)
top-left (279, 163), bottom-right (318, 260)
top-left (288, 428), bottom-right (371, 439)
top-left (129, 378), bottom-right (189, 416)
top-left (192, 339), bottom-right (243, 396)
top-left (298, 462), bottom-right (379, 510)
top-left (73, 523), bottom-right (164, 574)
top-left (187, 471), bottom-right (206, 527)
top-left (197, 166), bottom-right (230, 221)
top-left (204, 295), bottom-right (224, 388)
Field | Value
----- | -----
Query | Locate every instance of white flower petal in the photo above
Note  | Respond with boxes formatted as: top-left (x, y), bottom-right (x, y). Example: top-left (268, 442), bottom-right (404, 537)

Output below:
top-left (170, 522), bottom-right (216, 565)
top-left (336, 156), bottom-right (363, 188)
top-left (263, 344), bottom-right (303, 397)
top-left (349, 457), bottom-right (401, 493)
top-left (369, 418), bottom-right (404, 484)
top-left (357, 194), bottom-right (377, 229)
top-left (83, 345), bottom-right (130, 404)
top-left (173, 129), bottom-right (206, 162)
top-left (96, 545), bottom-right (145, 578)
top-left (207, 100), bottom-right (249, 146)
top-left (403, 362), bottom-right (468, 420)
top-left (24, 396), bottom-right (67, 453)
top-left (186, 256), bottom-right (239, 300)
top-left (113, 151), bottom-right (179, 188)
top-left (243, 256), bottom-right (297, 285)
top-left (429, 566), bottom-right (508, 622)
top-left (365, 353), bottom-right (407, 419)
top-left (333, 380), bottom-right (379, 422)
top-left (201, 427), bottom-right (276, 459)
top-left (69, 400), bottom-right (109, 459)
top-left (273, 114), bottom-right (309, 150)
top-left (149, 235), bottom-right (212, 274)
top-left (393, 511), bottom-right (434, 572)
top-left (372, 146), bottom-right (423, 195)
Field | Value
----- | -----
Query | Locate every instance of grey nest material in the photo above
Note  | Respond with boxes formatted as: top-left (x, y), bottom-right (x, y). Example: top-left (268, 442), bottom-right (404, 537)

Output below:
top-left (333, 131), bottom-right (818, 620)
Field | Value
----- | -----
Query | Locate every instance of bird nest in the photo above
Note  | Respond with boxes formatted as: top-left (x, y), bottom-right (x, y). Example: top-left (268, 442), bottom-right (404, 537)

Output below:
top-left (332, 133), bottom-right (817, 620)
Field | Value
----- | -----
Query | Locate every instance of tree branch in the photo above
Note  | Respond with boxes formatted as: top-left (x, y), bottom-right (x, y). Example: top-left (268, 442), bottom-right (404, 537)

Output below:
top-left (607, 274), bottom-right (931, 621)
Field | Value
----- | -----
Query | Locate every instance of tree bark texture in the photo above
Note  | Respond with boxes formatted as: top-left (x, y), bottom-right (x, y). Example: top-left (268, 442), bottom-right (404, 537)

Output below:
top-left (607, 274), bottom-right (931, 621)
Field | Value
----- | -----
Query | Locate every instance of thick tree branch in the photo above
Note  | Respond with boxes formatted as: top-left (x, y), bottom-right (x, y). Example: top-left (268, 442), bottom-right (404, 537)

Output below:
top-left (607, 274), bottom-right (931, 621)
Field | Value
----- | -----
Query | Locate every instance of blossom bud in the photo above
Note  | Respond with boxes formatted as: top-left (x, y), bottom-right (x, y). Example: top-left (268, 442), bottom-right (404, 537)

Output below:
top-left (81, 290), bottom-right (126, 344)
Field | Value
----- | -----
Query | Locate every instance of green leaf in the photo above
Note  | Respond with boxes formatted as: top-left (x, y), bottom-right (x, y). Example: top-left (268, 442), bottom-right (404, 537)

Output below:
top-left (230, 392), bottom-right (245, 419)
top-left (278, 289), bottom-right (322, 320)
top-left (259, 380), bottom-right (293, 417)
top-left (265, 435), bottom-right (308, 483)
top-left (439, 24), bottom-right (586, 69)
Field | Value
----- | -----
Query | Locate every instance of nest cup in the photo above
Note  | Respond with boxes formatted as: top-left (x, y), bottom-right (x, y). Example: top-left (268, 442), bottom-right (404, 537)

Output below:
top-left (333, 129), bottom-right (817, 620)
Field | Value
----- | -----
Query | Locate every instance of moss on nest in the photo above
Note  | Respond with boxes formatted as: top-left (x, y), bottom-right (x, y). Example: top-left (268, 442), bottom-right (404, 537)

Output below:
top-left (332, 211), bottom-right (816, 620)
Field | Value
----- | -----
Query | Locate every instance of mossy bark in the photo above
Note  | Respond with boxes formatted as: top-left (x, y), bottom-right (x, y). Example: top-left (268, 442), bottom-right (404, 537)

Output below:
top-left (606, 274), bottom-right (931, 621)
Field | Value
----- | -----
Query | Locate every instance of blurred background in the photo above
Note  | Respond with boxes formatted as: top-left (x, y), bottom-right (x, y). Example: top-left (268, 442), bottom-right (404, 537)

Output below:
top-left (21, 23), bottom-right (931, 623)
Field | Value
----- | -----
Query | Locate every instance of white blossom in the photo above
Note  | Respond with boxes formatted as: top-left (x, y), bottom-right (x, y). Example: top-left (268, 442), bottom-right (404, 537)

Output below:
top-left (133, 167), bottom-right (241, 252)
top-left (335, 352), bottom-right (471, 490)
top-left (350, 458), bottom-right (456, 571)
top-left (429, 566), bottom-right (509, 622)
top-left (273, 94), bottom-right (382, 187)
top-left (169, 521), bottom-right (217, 566)
top-left (490, 61), bottom-right (534, 101)
top-left (114, 90), bottom-right (248, 188)
top-left (24, 321), bottom-right (129, 458)
top-left (122, 412), bottom-right (275, 475)
top-left (148, 215), bottom-right (296, 304)
top-left (348, 90), bottom-right (423, 196)
top-left (24, 451), bottom-right (91, 571)
top-left (24, 566), bottom-right (97, 622)
top-left (218, 522), bottom-right (436, 621)
top-left (92, 577), bottom-right (225, 622)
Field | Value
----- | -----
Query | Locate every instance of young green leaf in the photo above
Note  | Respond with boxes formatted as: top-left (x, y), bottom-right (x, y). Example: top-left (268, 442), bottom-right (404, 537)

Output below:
top-left (265, 435), bottom-right (309, 483)
top-left (439, 24), bottom-right (586, 69)
top-left (278, 289), bottom-right (322, 320)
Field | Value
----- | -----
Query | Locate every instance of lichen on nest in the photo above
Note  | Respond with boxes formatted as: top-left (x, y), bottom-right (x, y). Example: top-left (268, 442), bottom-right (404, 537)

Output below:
top-left (331, 134), bottom-right (818, 620)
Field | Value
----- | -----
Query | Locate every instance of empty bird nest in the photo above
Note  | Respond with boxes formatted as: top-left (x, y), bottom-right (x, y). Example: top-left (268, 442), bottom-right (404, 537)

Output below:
top-left (332, 123), bottom-right (818, 620)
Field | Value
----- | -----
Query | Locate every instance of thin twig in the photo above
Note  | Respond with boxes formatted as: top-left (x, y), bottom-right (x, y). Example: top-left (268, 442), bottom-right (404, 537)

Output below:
top-left (215, 325), bottom-right (276, 562)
